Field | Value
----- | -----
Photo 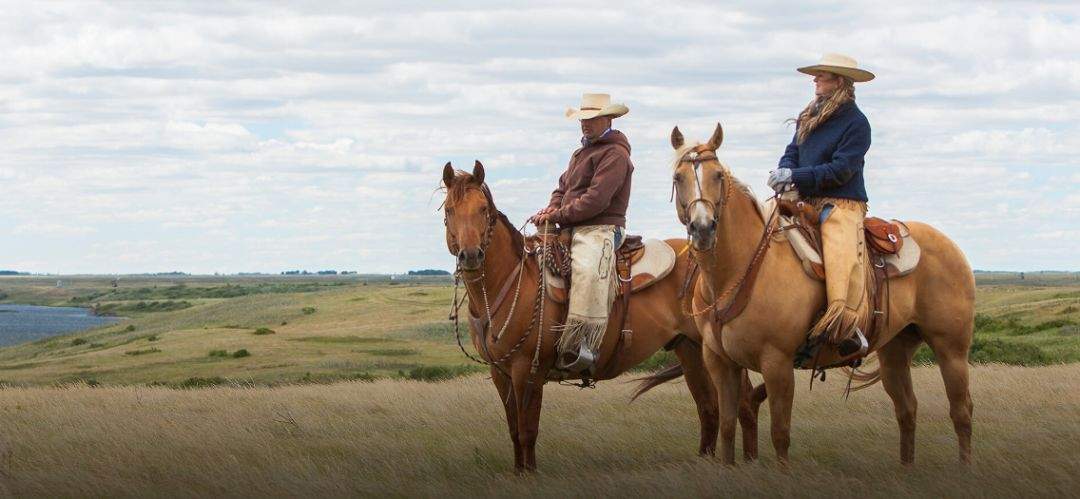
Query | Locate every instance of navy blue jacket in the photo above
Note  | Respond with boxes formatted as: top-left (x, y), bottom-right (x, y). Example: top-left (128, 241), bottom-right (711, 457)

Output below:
top-left (779, 101), bottom-right (871, 201)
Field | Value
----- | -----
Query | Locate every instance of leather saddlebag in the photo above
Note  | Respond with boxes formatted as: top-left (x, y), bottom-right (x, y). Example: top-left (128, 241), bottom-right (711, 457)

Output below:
top-left (864, 217), bottom-right (903, 254)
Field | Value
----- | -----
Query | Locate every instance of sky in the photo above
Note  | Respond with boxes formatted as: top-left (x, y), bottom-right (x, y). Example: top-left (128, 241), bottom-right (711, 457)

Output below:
top-left (1, 1), bottom-right (1077, 274)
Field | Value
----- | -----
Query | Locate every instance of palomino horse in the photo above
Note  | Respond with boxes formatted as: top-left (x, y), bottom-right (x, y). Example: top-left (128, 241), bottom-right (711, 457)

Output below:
top-left (440, 160), bottom-right (763, 472)
top-left (668, 124), bottom-right (975, 466)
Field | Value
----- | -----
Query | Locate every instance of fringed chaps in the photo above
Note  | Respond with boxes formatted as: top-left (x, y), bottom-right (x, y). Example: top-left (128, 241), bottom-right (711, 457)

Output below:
top-left (555, 224), bottom-right (619, 356)
top-left (807, 197), bottom-right (871, 343)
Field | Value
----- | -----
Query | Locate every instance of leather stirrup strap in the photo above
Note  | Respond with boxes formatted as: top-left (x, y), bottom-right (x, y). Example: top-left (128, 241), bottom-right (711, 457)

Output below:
top-left (598, 254), bottom-right (633, 380)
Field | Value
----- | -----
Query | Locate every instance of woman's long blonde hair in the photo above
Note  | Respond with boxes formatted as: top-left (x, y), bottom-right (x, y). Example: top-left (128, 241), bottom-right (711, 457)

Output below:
top-left (795, 74), bottom-right (855, 144)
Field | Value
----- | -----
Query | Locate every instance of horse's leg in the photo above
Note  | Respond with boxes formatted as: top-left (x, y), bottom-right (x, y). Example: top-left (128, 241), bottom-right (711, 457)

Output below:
top-left (703, 345), bottom-right (743, 465)
top-left (512, 365), bottom-right (545, 473)
top-left (876, 327), bottom-right (922, 464)
top-left (738, 372), bottom-right (763, 461)
top-left (760, 351), bottom-right (795, 465)
top-left (672, 340), bottom-right (719, 456)
top-left (491, 368), bottom-right (523, 471)
top-left (923, 328), bottom-right (974, 464)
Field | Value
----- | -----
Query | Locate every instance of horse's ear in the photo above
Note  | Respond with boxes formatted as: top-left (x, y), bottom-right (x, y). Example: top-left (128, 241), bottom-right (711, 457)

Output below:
top-left (706, 123), bottom-right (724, 150)
top-left (442, 162), bottom-right (455, 188)
top-left (671, 126), bottom-right (684, 150)
top-left (472, 160), bottom-right (485, 184)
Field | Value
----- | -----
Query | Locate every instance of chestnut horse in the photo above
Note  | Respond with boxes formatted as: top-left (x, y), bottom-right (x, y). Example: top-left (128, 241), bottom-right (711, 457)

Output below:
top-left (440, 160), bottom-right (764, 472)
top-left (668, 124), bottom-right (974, 466)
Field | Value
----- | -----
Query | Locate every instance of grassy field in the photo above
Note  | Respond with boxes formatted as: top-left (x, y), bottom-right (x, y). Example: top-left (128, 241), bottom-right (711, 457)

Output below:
top-left (0, 364), bottom-right (1075, 497)
top-left (0, 275), bottom-right (468, 386)
top-left (0, 274), bottom-right (1076, 496)
top-left (0, 272), bottom-right (1076, 387)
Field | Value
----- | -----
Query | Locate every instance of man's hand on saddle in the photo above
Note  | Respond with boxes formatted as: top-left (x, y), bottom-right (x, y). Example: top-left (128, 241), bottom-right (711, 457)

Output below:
top-left (767, 168), bottom-right (793, 193)
top-left (530, 207), bottom-right (556, 226)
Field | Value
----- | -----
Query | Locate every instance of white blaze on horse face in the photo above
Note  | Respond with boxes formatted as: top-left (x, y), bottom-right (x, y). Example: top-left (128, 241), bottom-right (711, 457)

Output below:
top-left (689, 159), bottom-right (713, 228)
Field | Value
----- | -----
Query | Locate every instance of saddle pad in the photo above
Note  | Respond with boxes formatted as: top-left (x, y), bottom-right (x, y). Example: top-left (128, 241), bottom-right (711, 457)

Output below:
top-left (763, 197), bottom-right (825, 280)
top-left (545, 238), bottom-right (677, 304)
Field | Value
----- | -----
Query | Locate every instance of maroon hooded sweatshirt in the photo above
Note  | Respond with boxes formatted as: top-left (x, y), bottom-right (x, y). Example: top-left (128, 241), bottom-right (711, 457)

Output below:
top-left (546, 129), bottom-right (633, 228)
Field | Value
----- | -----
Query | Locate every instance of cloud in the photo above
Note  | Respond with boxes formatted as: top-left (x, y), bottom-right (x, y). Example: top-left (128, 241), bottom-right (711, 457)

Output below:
top-left (0, 0), bottom-right (1077, 273)
top-left (12, 223), bottom-right (97, 236)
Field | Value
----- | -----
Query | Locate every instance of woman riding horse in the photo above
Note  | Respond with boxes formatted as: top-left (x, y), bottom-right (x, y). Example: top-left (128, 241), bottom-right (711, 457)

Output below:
top-left (767, 53), bottom-right (875, 360)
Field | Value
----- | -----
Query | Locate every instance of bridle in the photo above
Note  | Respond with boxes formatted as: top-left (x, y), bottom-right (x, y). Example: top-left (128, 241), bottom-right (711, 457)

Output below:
top-left (443, 182), bottom-right (550, 401)
top-left (671, 146), bottom-right (781, 327)
top-left (671, 144), bottom-right (733, 230)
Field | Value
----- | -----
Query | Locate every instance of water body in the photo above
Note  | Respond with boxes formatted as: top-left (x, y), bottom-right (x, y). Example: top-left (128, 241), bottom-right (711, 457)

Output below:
top-left (0, 305), bottom-right (121, 347)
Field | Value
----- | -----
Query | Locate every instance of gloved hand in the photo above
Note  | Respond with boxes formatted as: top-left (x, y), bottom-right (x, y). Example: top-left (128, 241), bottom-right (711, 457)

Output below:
top-left (767, 168), bottom-right (793, 192)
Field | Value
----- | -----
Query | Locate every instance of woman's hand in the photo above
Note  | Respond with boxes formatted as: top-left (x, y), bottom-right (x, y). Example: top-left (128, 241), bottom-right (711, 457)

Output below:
top-left (767, 168), bottom-right (793, 192)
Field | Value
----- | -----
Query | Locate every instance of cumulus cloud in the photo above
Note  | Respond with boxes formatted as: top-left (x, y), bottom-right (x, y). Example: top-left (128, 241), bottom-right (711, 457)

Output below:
top-left (0, 0), bottom-right (1076, 273)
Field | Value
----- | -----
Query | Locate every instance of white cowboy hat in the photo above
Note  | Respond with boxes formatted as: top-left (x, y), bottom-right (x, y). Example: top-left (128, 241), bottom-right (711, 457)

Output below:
top-left (797, 53), bottom-right (875, 83)
top-left (565, 93), bottom-right (629, 120)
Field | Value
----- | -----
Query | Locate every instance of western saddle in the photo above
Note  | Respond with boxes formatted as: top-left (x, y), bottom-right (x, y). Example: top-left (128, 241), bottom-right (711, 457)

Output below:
top-left (768, 194), bottom-right (922, 370)
top-left (527, 229), bottom-right (679, 381)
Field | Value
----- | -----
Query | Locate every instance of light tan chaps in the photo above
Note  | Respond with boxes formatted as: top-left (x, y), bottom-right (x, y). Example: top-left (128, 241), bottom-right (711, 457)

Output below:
top-left (808, 197), bottom-right (870, 343)
top-left (555, 224), bottom-right (620, 358)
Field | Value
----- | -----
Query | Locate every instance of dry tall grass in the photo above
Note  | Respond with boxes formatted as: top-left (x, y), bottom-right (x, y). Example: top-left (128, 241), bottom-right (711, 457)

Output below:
top-left (0, 364), bottom-right (1076, 497)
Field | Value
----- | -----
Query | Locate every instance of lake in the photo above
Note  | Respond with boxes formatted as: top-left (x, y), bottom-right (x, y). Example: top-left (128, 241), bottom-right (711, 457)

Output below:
top-left (0, 305), bottom-right (121, 347)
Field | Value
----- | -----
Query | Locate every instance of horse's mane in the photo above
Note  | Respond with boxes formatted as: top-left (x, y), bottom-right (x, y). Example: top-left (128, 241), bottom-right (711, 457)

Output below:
top-left (669, 142), bottom-right (763, 219)
top-left (442, 170), bottom-right (525, 256)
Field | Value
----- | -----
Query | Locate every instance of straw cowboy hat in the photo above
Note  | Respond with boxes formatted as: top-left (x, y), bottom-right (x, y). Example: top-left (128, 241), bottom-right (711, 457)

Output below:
top-left (565, 93), bottom-right (629, 120)
top-left (797, 53), bottom-right (875, 82)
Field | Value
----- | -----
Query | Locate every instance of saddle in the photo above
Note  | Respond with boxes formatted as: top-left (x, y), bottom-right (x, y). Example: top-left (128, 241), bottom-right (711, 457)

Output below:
top-left (769, 197), bottom-right (921, 281)
top-left (527, 229), bottom-right (678, 383)
top-left (765, 195), bottom-right (922, 370)
top-left (535, 230), bottom-right (677, 305)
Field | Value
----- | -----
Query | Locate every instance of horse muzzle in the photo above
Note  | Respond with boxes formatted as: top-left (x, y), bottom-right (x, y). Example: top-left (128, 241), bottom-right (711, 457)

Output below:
top-left (687, 218), bottom-right (716, 251)
top-left (457, 247), bottom-right (485, 270)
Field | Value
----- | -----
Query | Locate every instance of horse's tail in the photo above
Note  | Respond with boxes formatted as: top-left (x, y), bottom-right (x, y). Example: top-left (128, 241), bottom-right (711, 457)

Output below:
top-left (629, 364), bottom-right (684, 402)
top-left (841, 353), bottom-right (882, 391)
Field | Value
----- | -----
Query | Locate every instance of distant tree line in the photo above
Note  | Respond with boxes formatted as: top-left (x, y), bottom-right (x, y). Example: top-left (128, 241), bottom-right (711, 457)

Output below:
top-left (280, 270), bottom-right (358, 275)
top-left (0, 270), bottom-right (29, 275)
top-left (408, 269), bottom-right (451, 276)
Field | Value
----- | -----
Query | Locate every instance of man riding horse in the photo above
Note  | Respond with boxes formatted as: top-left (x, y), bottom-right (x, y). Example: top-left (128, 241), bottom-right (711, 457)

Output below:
top-left (767, 53), bottom-right (875, 359)
top-left (531, 93), bottom-right (633, 376)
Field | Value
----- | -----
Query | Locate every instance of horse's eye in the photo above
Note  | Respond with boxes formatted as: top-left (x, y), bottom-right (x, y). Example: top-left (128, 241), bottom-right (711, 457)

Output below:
top-left (445, 208), bottom-right (454, 215)
top-left (673, 174), bottom-right (682, 182)
top-left (714, 171), bottom-right (724, 180)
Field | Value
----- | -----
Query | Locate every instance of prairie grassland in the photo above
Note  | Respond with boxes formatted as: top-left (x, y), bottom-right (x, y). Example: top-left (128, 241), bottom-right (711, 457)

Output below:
top-left (0, 364), bottom-right (1075, 497)
top-left (0, 274), bottom-right (1077, 386)
top-left (0, 276), bottom-right (466, 386)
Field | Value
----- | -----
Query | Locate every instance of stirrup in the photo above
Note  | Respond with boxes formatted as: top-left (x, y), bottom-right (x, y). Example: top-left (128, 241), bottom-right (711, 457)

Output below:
top-left (557, 344), bottom-right (597, 375)
top-left (836, 327), bottom-right (869, 364)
